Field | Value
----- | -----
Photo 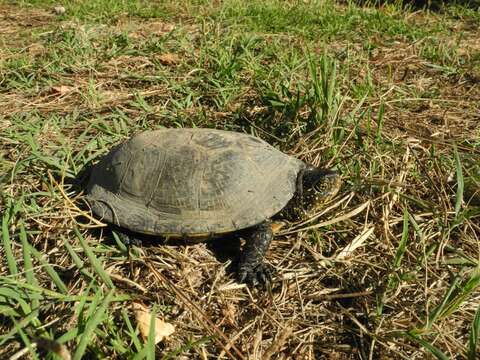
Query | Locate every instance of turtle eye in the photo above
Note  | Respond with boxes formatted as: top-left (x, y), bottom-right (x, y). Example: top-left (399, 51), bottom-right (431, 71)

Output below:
top-left (313, 182), bottom-right (327, 193)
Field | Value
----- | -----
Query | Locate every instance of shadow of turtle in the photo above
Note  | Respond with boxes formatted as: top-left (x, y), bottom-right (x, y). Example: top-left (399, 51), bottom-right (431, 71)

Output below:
top-left (96, 225), bottom-right (244, 279)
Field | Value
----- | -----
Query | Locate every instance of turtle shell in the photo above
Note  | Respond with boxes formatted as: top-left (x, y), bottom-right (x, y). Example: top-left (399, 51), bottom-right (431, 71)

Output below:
top-left (86, 128), bottom-right (305, 236)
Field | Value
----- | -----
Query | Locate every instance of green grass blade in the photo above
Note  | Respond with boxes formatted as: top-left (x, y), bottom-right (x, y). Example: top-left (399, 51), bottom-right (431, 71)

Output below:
top-left (375, 101), bottom-right (385, 144)
top-left (0, 304), bottom-right (20, 317)
top-left (28, 244), bottom-right (68, 294)
top-left (393, 208), bottom-right (409, 269)
top-left (122, 308), bottom-right (143, 353)
top-left (0, 276), bottom-right (118, 302)
top-left (426, 275), bottom-right (461, 329)
top-left (76, 281), bottom-right (96, 326)
top-left (0, 286), bottom-right (35, 314)
top-left (16, 321), bottom-right (39, 360)
top-left (132, 345), bottom-right (148, 360)
top-left (19, 223), bottom-right (38, 287)
top-left (404, 332), bottom-right (449, 360)
top-left (1, 212), bottom-right (18, 276)
top-left (443, 269), bottom-right (480, 318)
top-left (467, 303), bottom-right (480, 360)
top-left (387, 208), bottom-right (410, 291)
top-left (161, 337), bottom-right (211, 360)
top-left (112, 231), bottom-right (128, 253)
top-left (0, 277), bottom-right (129, 304)
top-left (19, 223), bottom-right (41, 321)
top-left (73, 289), bottom-right (114, 360)
top-left (62, 236), bottom-right (95, 280)
top-left (0, 311), bottom-right (39, 347)
top-left (57, 327), bottom-right (80, 344)
top-left (147, 306), bottom-right (157, 360)
top-left (427, 267), bottom-right (480, 329)
top-left (324, 56), bottom-right (337, 114)
top-left (74, 227), bottom-right (115, 289)
top-left (454, 144), bottom-right (464, 218)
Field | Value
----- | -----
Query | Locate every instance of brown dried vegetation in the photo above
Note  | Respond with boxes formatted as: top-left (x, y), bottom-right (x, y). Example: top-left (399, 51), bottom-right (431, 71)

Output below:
top-left (1, 1), bottom-right (479, 359)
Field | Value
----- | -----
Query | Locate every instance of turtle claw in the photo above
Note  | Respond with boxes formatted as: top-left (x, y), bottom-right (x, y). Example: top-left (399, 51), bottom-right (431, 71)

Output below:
top-left (237, 263), bottom-right (274, 287)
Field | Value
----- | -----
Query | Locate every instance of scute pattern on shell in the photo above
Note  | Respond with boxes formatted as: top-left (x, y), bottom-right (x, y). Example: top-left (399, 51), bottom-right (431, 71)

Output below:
top-left (86, 128), bottom-right (305, 236)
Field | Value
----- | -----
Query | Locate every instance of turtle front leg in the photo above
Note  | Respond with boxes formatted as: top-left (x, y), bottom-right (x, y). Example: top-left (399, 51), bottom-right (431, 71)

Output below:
top-left (237, 220), bottom-right (274, 286)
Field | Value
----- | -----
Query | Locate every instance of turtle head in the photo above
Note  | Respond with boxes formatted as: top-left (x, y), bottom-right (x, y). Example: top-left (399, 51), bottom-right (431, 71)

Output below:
top-left (299, 166), bottom-right (341, 216)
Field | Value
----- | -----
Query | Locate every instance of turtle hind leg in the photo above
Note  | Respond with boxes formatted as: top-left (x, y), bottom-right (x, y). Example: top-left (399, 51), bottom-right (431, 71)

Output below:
top-left (237, 220), bottom-right (274, 287)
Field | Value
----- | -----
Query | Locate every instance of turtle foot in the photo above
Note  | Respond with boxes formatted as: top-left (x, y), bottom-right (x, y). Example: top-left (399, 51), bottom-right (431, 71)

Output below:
top-left (237, 262), bottom-right (274, 287)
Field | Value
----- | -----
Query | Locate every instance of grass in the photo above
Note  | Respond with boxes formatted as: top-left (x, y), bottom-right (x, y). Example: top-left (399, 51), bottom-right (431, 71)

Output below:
top-left (1, 0), bottom-right (480, 358)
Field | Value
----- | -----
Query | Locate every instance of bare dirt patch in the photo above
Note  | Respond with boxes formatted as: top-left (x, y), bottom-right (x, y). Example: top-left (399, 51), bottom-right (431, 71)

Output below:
top-left (0, 4), bottom-right (55, 46)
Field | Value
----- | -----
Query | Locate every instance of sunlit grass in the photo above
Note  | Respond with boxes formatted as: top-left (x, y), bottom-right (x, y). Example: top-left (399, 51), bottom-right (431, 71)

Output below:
top-left (1, 0), bottom-right (479, 358)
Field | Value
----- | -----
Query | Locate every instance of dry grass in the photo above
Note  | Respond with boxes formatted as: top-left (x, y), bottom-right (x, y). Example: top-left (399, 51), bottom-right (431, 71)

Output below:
top-left (1, 1), bottom-right (480, 359)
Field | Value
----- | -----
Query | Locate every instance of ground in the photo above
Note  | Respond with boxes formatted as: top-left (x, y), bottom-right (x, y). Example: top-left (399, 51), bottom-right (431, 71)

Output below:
top-left (0, 0), bottom-right (479, 359)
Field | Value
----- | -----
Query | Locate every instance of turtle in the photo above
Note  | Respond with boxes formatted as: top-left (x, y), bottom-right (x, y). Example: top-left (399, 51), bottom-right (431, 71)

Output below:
top-left (86, 128), bottom-right (341, 286)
